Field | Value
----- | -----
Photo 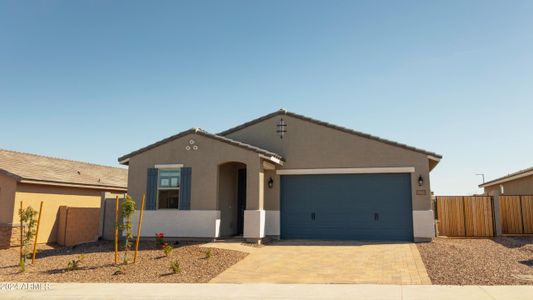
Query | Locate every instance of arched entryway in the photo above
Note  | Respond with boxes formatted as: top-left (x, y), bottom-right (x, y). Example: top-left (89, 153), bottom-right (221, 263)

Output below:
top-left (217, 162), bottom-right (247, 237)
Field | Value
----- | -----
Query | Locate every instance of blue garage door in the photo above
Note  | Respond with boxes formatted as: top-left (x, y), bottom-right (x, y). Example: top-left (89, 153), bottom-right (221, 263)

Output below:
top-left (280, 173), bottom-right (413, 241)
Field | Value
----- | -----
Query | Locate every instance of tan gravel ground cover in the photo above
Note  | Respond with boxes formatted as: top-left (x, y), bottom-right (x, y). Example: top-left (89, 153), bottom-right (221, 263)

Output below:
top-left (0, 241), bottom-right (248, 283)
top-left (417, 237), bottom-right (533, 285)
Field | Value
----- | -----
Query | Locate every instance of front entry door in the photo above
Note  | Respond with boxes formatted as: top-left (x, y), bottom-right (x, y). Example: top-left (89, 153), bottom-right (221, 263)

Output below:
top-left (236, 168), bottom-right (247, 235)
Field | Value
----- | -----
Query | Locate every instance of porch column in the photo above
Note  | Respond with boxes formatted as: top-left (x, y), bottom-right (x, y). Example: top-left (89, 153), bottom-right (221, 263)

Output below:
top-left (244, 164), bottom-right (265, 241)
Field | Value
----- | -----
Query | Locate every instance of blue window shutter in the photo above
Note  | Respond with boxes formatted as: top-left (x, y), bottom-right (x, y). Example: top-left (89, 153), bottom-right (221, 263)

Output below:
top-left (146, 168), bottom-right (158, 210)
top-left (179, 167), bottom-right (192, 210)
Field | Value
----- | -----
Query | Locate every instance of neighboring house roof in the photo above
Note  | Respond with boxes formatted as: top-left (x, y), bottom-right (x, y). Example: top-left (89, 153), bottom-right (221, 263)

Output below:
top-left (479, 166), bottom-right (533, 188)
top-left (218, 109), bottom-right (443, 160)
top-left (118, 128), bottom-right (284, 165)
top-left (0, 149), bottom-right (127, 191)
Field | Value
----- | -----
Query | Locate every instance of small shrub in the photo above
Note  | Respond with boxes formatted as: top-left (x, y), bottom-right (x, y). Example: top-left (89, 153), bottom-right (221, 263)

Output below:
top-left (67, 254), bottom-right (84, 271)
top-left (155, 232), bottom-right (165, 248)
top-left (113, 265), bottom-right (125, 276)
top-left (204, 249), bottom-right (212, 259)
top-left (169, 260), bottom-right (180, 274)
top-left (162, 243), bottom-right (173, 257)
top-left (120, 195), bottom-right (136, 264)
top-left (18, 206), bottom-right (38, 272)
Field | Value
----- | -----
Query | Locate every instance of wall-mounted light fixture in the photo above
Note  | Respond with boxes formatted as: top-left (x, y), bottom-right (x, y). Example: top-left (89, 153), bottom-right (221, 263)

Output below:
top-left (418, 175), bottom-right (424, 187)
top-left (268, 177), bottom-right (274, 189)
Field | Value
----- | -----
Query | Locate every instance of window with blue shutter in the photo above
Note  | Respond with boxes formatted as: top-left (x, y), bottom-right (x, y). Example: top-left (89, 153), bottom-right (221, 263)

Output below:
top-left (147, 166), bottom-right (191, 210)
top-left (157, 169), bottom-right (180, 209)
top-left (145, 168), bottom-right (158, 210)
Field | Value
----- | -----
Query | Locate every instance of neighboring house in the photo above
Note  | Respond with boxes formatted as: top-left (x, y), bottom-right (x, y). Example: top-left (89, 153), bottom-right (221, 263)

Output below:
top-left (480, 166), bottom-right (533, 196)
top-left (0, 149), bottom-right (127, 248)
top-left (118, 110), bottom-right (442, 243)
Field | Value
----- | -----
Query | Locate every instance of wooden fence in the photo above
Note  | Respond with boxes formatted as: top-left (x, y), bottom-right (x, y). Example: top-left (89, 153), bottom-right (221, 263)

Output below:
top-left (499, 195), bottom-right (533, 234)
top-left (436, 196), bottom-right (494, 237)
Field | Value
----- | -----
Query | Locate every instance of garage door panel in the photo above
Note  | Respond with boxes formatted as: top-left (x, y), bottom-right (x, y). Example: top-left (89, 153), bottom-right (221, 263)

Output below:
top-left (280, 173), bottom-right (413, 241)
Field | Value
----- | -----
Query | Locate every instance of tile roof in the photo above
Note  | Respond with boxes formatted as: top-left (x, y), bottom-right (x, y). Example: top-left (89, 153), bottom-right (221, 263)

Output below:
top-left (118, 128), bottom-right (284, 164)
top-left (0, 149), bottom-right (127, 190)
top-left (480, 166), bottom-right (533, 188)
top-left (218, 109), bottom-right (443, 159)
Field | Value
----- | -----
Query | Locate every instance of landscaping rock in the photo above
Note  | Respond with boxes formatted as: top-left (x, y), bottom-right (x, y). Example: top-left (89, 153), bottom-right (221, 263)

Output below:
top-left (0, 241), bottom-right (247, 283)
top-left (417, 237), bottom-right (533, 285)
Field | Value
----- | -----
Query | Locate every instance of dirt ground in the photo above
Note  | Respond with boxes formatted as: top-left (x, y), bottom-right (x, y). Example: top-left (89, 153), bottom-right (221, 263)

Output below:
top-left (0, 241), bottom-right (247, 283)
top-left (417, 237), bottom-right (533, 285)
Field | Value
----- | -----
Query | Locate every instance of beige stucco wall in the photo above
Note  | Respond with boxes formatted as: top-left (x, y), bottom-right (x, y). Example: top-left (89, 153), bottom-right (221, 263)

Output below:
top-left (0, 174), bottom-right (17, 224)
top-left (484, 174), bottom-right (533, 196)
top-left (13, 184), bottom-right (102, 243)
top-left (225, 114), bottom-right (434, 211)
top-left (126, 133), bottom-right (268, 211)
top-left (263, 170), bottom-right (280, 210)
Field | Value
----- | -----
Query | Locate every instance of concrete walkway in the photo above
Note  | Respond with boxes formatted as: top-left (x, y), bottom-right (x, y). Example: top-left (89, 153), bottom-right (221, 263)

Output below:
top-left (205, 240), bottom-right (431, 284)
top-left (1, 283), bottom-right (532, 299)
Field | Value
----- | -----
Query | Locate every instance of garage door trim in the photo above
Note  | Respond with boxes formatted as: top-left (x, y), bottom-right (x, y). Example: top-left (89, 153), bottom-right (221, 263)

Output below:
top-left (280, 173), bottom-right (414, 241)
top-left (277, 167), bottom-right (415, 175)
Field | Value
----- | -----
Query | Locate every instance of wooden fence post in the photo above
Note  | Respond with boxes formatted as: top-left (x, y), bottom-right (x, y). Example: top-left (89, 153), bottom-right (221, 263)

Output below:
top-left (462, 196), bottom-right (467, 237)
top-left (520, 196), bottom-right (526, 234)
top-left (114, 195), bottom-right (119, 264)
top-left (19, 201), bottom-right (23, 263)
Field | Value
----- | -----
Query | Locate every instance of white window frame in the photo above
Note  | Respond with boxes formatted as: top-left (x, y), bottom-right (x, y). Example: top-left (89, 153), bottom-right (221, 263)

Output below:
top-left (156, 166), bottom-right (182, 210)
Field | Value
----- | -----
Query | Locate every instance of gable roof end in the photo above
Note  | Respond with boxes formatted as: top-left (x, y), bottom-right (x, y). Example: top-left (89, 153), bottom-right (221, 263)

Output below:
top-left (117, 128), bottom-right (284, 165)
top-left (479, 166), bottom-right (533, 188)
top-left (219, 109), bottom-right (443, 159)
top-left (0, 149), bottom-right (127, 190)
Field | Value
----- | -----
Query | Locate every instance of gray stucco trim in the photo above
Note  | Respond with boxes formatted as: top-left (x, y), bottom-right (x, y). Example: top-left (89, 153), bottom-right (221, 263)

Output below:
top-left (118, 128), bottom-right (284, 164)
top-left (218, 109), bottom-right (443, 159)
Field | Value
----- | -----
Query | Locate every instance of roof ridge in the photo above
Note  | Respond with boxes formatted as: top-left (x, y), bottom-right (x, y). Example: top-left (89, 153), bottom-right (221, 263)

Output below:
top-left (0, 148), bottom-right (126, 171)
top-left (117, 128), bottom-right (284, 164)
top-left (218, 109), bottom-right (442, 159)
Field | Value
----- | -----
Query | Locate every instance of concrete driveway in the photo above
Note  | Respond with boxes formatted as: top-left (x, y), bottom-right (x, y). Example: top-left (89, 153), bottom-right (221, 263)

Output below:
top-left (204, 240), bottom-right (431, 284)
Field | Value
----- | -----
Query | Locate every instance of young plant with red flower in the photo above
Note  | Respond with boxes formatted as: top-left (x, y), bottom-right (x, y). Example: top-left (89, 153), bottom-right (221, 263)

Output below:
top-left (155, 232), bottom-right (165, 249)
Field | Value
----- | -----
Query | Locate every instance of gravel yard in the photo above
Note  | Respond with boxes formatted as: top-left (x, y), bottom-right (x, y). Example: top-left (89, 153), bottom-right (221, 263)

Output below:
top-left (0, 241), bottom-right (247, 283)
top-left (417, 237), bottom-right (533, 285)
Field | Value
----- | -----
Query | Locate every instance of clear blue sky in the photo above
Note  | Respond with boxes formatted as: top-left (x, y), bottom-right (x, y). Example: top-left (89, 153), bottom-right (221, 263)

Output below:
top-left (1, 1), bottom-right (532, 195)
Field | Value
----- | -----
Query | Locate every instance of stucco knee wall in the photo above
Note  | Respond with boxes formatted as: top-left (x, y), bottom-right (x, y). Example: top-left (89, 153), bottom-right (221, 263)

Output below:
top-left (131, 210), bottom-right (221, 238)
top-left (412, 210), bottom-right (435, 241)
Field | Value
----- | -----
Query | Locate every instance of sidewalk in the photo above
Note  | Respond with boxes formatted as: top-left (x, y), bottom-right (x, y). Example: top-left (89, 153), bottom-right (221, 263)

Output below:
top-left (1, 283), bottom-right (533, 300)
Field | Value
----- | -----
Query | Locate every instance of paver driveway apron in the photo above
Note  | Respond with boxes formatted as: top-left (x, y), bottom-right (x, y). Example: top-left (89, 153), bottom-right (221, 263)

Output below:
top-left (206, 240), bottom-right (431, 284)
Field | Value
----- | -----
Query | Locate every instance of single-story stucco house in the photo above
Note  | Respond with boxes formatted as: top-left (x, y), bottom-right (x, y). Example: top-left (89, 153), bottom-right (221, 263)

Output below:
top-left (480, 166), bottom-right (533, 196)
top-left (118, 110), bottom-right (442, 243)
top-left (0, 149), bottom-right (127, 248)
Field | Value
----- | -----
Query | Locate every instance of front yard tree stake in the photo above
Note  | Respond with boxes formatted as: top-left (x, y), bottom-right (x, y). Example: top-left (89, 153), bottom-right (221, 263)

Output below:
top-left (121, 195), bottom-right (136, 264)
top-left (133, 194), bottom-right (145, 263)
top-left (114, 195), bottom-right (119, 264)
top-left (31, 201), bottom-right (44, 264)
top-left (19, 201), bottom-right (23, 263)
top-left (18, 202), bottom-right (38, 272)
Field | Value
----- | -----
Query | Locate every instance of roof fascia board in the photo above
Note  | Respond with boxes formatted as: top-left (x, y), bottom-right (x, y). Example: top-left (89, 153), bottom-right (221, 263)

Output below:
top-left (19, 179), bottom-right (127, 191)
top-left (0, 168), bottom-right (22, 181)
top-left (259, 154), bottom-right (284, 166)
top-left (479, 170), bottom-right (533, 188)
